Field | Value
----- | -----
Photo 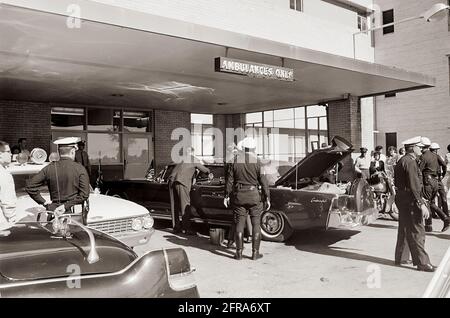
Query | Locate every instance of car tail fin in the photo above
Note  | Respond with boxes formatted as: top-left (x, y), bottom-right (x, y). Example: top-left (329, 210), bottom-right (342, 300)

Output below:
top-left (163, 248), bottom-right (197, 292)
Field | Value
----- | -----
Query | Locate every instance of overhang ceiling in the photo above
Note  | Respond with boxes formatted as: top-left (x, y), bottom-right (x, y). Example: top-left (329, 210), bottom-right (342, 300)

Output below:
top-left (0, 2), bottom-right (434, 114)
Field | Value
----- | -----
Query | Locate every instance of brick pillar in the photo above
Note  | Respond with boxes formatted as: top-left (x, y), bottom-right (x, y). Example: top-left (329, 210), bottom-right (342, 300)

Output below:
top-left (0, 100), bottom-right (51, 154)
top-left (327, 95), bottom-right (361, 181)
top-left (154, 109), bottom-right (191, 172)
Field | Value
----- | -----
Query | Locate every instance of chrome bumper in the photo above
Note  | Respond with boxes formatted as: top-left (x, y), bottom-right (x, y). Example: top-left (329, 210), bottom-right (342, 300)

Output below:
top-left (115, 228), bottom-right (155, 247)
top-left (327, 208), bottom-right (379, 230)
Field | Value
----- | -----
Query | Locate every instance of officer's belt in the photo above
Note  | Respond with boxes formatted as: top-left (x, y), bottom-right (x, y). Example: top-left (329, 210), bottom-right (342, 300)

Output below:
top-left (234, 183), bottom-right (257, 191)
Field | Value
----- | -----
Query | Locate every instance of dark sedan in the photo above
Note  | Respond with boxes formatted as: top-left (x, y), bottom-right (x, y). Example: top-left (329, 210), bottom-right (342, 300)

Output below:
top-left (103, 136), bottom-right (378, 242)
top-left (0, 214), bottom-right (199, 298)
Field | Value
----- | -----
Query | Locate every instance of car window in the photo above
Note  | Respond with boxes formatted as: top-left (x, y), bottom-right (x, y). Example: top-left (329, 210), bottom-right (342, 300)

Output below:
top-left (261, 161), bottom-right (295, 186)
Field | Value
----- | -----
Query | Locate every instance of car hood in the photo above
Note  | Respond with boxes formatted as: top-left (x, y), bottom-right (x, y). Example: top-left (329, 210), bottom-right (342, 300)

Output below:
top-left (275, 136), bottom-right (354, 186)
top-left (16, 193), bottom-right (150, 223)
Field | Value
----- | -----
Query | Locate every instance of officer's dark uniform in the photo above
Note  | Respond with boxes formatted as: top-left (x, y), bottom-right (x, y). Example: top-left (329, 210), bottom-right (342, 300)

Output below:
top-left (168, 155), bottom-right (209, 233)
top-left (419, 149), bottom-right (449, 230)
top-left (225, 149), bottom-right (270, 260)
top-left (435, 152), bottom-right (449, 219)
top-left (394, 151), bottom-right (431, 268)
top-left (26, 158), bottom-right (90, 223)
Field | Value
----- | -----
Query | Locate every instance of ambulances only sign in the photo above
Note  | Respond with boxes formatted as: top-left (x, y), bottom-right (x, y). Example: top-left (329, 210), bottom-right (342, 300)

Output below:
top-left (214, 57), bottom-right (294, 82)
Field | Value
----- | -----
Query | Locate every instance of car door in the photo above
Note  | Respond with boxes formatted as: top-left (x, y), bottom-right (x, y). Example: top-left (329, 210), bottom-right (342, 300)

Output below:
top-left (190, 165), bottom-right (232, 224)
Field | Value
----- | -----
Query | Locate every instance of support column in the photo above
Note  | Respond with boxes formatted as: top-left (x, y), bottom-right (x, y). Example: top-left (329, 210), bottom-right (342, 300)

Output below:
top-left (327, 95), bottom-right (361, 181)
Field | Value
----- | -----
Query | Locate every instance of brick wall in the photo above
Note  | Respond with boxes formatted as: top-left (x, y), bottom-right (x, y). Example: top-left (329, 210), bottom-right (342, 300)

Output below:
top-left (154, 109), bottom-right (191, 171)
top-left (328, 95), bottom-right (361, 181)
top-left (374, 0), bottom-right (450, 155)
top-left (0, 100), bottom-right (51, 154)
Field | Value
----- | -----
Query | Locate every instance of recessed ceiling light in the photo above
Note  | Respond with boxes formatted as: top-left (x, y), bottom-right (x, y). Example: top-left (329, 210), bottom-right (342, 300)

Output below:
top-left (217, 102), bottom-right (228, 106)
top-left (111, 93), bottom-right (124, 97)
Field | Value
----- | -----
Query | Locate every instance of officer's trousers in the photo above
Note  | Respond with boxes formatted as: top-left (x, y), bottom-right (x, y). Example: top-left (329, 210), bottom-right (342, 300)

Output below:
top-left (423, 177), bottom-right (448, 226)
top-left (234, 203), bottom-right (263, 236)
top-left (394, 192), bottom-right (430, 266)
top-left (169, 181), bottom-right (192, 231)
top-left (437, 180), bottom-right (449, 217)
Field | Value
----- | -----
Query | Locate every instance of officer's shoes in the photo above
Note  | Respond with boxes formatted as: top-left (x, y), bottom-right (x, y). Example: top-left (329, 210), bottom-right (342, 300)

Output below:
top-left (235, 250), bottom-right (243, 260)
top-left (251, 250), bottom-right (263, 260)
top-left (425, 225), bottom-right (433, 232)
top-left (417, 264), bottom-right (436, 272)
top-left (442, 220), bottom-right (450, 232)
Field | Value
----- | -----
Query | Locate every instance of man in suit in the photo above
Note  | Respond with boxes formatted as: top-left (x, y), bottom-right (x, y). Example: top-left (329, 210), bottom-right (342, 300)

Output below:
top-left (74, 141), bottom-right (91, 177)
top-left (168, 146), bottom-right (210, 234)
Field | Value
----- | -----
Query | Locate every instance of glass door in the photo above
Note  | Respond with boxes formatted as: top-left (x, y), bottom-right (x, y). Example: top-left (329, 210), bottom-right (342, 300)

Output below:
top-left (123, 134), bottom-right (153, 180)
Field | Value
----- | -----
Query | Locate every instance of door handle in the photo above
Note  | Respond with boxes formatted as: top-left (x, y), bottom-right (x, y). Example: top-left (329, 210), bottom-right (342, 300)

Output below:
top-left (287, 202), bottom-right (302, 208)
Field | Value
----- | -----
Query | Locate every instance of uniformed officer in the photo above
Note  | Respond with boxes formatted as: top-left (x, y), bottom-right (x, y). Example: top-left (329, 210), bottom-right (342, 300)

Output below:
top-left (224, 137), bottom-right (270, 260)
top-left (394, 136), bottom-right (435, 272)
top-left (26, 137), bottom-right (90, 224)
top-left (168, 146), bottom-right (210, 234)
top-left (429, 142), bottom-right (449, 232)
top-left (419, 137), bottom-right (449, 232)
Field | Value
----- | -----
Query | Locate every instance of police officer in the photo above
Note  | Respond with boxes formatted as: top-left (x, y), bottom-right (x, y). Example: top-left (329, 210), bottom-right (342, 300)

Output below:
top-left (224, 137), bottom-right (270, 260)
top-left (419, 137), bottom-right (449, 232)
top-left (26, 137), bottom-right (90, 224)
top-left (394, 136), bottom-right (435, 272)
top-left (429, 142), bottom-right (449, 232)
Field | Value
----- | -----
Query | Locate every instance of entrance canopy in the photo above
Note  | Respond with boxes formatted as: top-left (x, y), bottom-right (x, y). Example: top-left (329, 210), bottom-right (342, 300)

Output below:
top-left (0, 1), bottom-right (434, 114)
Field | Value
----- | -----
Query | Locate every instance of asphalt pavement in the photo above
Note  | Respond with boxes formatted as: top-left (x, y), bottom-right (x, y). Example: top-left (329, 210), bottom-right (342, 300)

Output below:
top-left (135, 218), bottom-right (449, 298)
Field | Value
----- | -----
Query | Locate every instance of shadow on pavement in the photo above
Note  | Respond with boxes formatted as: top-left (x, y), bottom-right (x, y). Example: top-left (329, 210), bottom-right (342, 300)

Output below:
top-left (426, 232), bottom-right (450, 240)
top-left (367, 223), bottom-right (398, 230)
top-left (161, 228), bottom-right (238, 259)
top-left (286, 229), bottom-right (408, 269)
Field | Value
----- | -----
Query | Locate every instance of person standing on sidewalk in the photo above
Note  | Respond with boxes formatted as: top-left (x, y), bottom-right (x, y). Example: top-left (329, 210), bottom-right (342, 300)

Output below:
top-left (224, 137), bottom-right (270, 260)
top-left (419, 138), bottom-right (449, 232)
top-left (394, 136), bottom-right (435, 272)
top-left (429, 143), bottom-right (449, 232)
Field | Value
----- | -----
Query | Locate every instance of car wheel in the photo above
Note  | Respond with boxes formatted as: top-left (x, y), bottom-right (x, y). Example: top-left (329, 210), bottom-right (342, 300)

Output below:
top-left (350, 178), bottom-right (372, 212)
top-left (260, 211), bottom-right (293, 242)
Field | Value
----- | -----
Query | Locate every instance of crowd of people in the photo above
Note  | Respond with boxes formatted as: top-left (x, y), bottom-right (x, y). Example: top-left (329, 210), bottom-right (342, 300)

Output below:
top-left (354, 138), bottom-right (450, 272)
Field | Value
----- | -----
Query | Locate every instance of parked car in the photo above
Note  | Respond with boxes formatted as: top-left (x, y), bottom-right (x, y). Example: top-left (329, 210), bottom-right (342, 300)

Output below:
top-left (8, 163), bottom-right (154, 248)
top-left (103, 136), bottom-right (378, 242)
top-left (0, 214), bottom-right (199, 297)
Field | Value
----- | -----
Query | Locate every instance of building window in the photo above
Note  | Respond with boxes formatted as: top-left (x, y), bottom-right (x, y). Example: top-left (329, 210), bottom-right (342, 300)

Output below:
top-left (382, 9), bottom-right (394, 34)
top-left (358, 15), bottom-right (368, 31)
top-left (51, 106), bottom-right (154, 170)
top-left (290, 0), bottom-right (303, 12)
top-left (51, 107), bottom-right (85, 130)
top-left (191, 114), bottom-right (214, 158)
top-left (244, 105), bottom-right (328, 162)
top-left (385, 132), bottom-right (397, 150)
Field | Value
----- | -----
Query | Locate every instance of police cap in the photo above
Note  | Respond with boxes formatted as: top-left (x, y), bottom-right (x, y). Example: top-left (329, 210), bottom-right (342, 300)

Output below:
top-left (53, 137), bottom-right (80, 148)
top-left (402, 136), bottom-right (425, 147)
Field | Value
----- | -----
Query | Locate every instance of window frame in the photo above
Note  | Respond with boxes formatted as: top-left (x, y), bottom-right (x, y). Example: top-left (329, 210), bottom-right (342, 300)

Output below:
top-left (382, 9), bottom-right (395, 35)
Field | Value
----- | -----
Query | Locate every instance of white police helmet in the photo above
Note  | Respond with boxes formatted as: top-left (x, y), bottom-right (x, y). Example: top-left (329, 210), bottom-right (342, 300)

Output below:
top-left (430, 142), bottom-right (440, 150)
top-left (238, 137), bottom-right (257, 150)
top-left (420, 137), bottom-right (431, 147)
